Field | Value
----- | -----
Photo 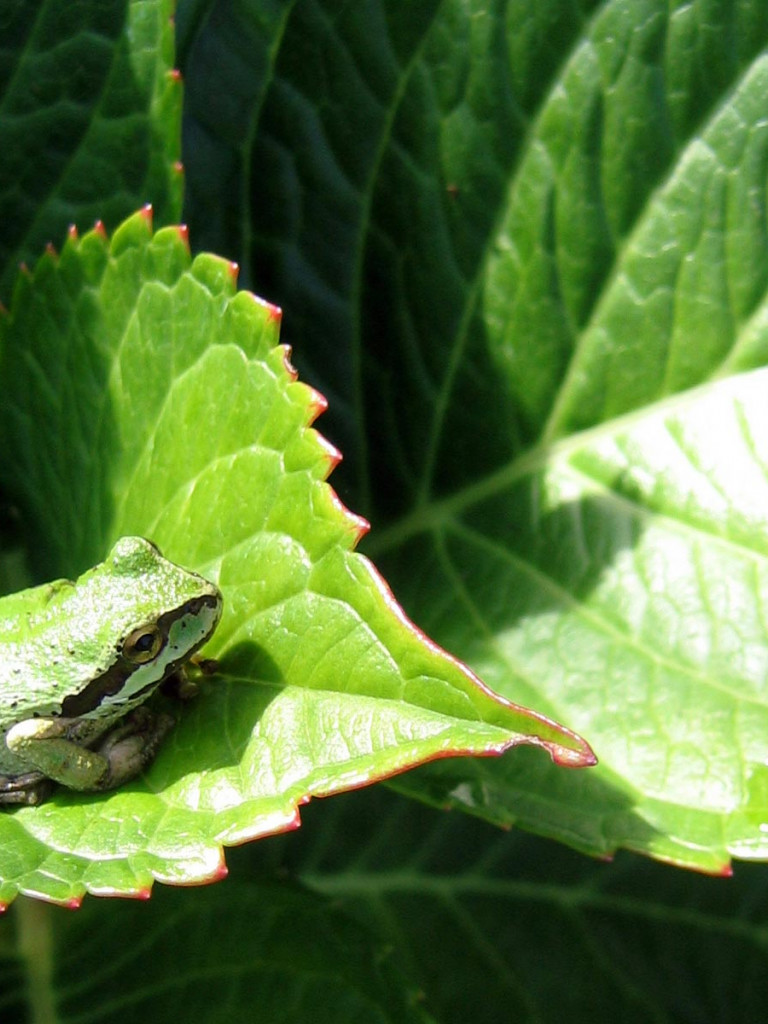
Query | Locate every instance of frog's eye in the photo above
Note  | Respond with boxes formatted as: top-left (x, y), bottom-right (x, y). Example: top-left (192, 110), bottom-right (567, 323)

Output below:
top-left (123, 624), bottom-right (165, 664)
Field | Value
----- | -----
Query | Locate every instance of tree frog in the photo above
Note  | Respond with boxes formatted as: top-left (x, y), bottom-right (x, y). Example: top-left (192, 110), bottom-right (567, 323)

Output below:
top-left (0, 537), bottom-right (222, 805)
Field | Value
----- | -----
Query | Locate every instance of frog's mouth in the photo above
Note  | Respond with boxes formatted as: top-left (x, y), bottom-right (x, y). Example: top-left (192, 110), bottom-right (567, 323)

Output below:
top-left (60, 593), bottom-right (222, 719)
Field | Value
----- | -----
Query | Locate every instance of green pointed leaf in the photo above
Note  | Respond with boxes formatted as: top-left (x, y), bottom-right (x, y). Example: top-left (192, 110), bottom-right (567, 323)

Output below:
top-left (0, 210), bottom-right (591, 905)
top-left (0, 0), bottom-right (182, 300)
top-left (181, 0), bottom-right (768, 871)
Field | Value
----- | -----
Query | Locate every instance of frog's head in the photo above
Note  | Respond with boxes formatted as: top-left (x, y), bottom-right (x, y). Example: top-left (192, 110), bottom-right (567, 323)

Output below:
top-left (59, 537), bottom-right (223, 720)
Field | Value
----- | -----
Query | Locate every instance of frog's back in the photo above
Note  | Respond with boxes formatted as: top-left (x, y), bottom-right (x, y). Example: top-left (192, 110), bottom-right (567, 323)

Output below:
top-left (0, 579), bottom-right (73, 638)
top-left (0, 577), bottom-right (76, 709)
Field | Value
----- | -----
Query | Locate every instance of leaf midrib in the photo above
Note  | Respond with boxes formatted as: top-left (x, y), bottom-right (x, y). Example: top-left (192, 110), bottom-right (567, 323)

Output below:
top-left (363, 368), bottom-right (768, 566)
top-left (304, 868), bottom-right (763, 941)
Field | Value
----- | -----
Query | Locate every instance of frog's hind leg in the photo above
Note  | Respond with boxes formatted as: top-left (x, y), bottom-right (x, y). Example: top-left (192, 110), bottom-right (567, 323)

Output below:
top-left (0, 770), bottom-right (53, 806)
top-left (93, 707), bottom-right (175, 790)
top-left (6, 711), bottom-right (175, 793)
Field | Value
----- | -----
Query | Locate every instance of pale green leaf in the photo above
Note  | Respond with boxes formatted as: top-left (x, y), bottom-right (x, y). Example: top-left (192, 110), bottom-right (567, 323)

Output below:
top-left (0, 211), bottom-right (591, 905)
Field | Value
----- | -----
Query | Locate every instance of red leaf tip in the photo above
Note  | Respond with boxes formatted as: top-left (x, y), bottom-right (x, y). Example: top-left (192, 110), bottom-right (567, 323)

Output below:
top-left (227, 261), bottom-right (239, 284)
top-left (326, 486), bottom-right (370, 544)
top-left (249, 292), bottom-right (281, 323)
top-left (351, 514), bottom-right (371, 544)
top-left (93, 220), bottom-right (107, 238)
top-left (279, 344), bottom-right (297, 381)
top-left (278, 807), bottom-right (303, 834)
top-left (324, 445), bottom-right (342, 473)
top-left (547, 738), bottom-right (597, 768)
top-left (170, 68), bottom-right (183, 83)
top-left (67, 224), bottom-right (78, 240)
top-left (307, 386), bottom-right (328, 421)
top-left (314, 432), bottom-right (342, 475)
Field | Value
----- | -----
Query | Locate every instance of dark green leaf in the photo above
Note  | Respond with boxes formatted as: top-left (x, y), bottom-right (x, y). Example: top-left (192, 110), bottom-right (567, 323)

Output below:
top-left (182, 0), bottom-right (768, 871)
top-left (0, 0), bottom-right (182, 300)
top-left (9, 879), bottom-right (433, 1023)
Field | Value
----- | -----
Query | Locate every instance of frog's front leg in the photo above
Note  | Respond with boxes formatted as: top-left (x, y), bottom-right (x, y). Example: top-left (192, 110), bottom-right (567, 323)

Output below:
top-left (5, 709), bottom-right (175, 793)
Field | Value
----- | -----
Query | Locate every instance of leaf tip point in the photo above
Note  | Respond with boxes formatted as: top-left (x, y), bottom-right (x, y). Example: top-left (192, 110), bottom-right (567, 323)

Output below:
top-left (227, 260), bottom-right (239, 284)
top-left (67, 224), bottom-right (78, 241)
top-left (173, 160), bottom-right (184, 177)
top-left (180, 852), bottom-right (229, 887)
top-left (519, 711), bottom-right (596, 769)
top-left (548, 739), bottom-right (597, 769)
top-left (207, 849), bottom-right (229, 883)
top-left (170, 68), bottom-right (183, 83)
top-left (247, 292), bottom-right (280, 325)
top-left (307, 386), bottom-right (328, 421)
top-left (321, 441), bottom-right (342, 475)
top-left (177, 224), bottom-right (190, 247)
top-left (319, 467), bottom-right (370, 541)
top-left (93, 220), bottom-right (107, 239)
top-left (140, 204), bottom-right (154, 227)
top-left (346, 506), bottom-right (370, 545)
top-left (655, 852), bottom-right (733, 876)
